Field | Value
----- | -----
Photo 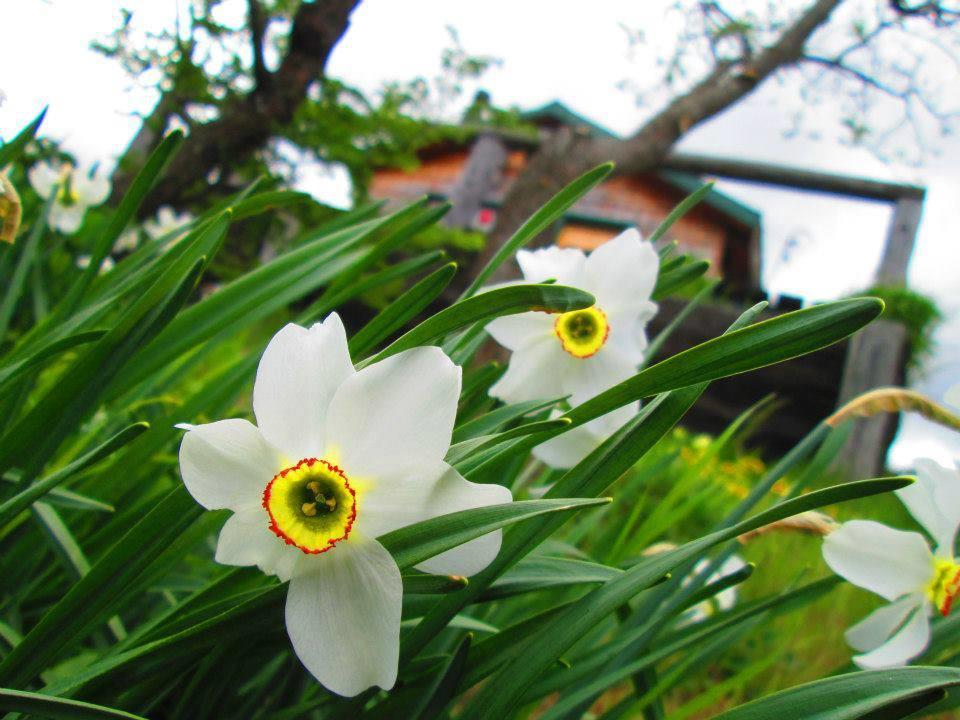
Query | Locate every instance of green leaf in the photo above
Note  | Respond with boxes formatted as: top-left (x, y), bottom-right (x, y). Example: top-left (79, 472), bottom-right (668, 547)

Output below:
top-left (365, 283), bottom-right (594, 366)
top-left (349, 262), bottom-right (457, 359)
top-left (403, 573), bottom-right (470, 595)
top-left (400, 304), bottom-right (766, 660)
top-left (0, 422), bottom-right (148, 527)
top-left (648, 181), bottom-right (715, 243)
top-left (461, 162), bottom-right (614, 298)
top-left (567, 298), bottom-right (883, 428)
top-left (379, 497), bottom-right (611, 571)
top-left (0, 488), bottom-right (201, 687)
top-left (481, 556), bottom-right (623, 601)
top-left (453, 397), bottom-right (563, 443)
top-left (0, 688), bottom-right (148, 720)
top-left (110, 216), bottom-right (379, 391)
top-left (60, 130), bottom-right (185, 313)
top-left (228, 189), bottom-right (312, 221)
top-left (710, 667), bottom-right (960, 720)
top-left (0, 227), bottom-right (214, 475)
top-left (0, 330), bottom-right (104, 395)
top-left (0, 107), bottom-right (46, 167)
top-left (652, 258), bottom-right (710, 300)
top-left (0, 193), bottom-right (52, 340)
top-left (410, 634), bottom-right (472, 720)
top-left (459, 477), bottom-right (912, 719)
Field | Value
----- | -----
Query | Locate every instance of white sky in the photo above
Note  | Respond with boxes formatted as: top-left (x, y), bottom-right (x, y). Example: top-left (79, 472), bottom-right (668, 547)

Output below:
top-left (2, 0), bottom-right (958, 469)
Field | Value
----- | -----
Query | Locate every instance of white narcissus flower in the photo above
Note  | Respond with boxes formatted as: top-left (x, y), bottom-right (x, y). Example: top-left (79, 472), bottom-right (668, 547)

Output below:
top-left (486, 229), bottom-right (659, 409)
top-left (485, 229), bottom-right (658, 469)
top-left (679, 555), bottom-right (748, 626)
top-left (822, 459), bottom-right (960, 669)
top-left (28, 160), bottom-right (110, 234)
top-left (144, 205), bottom-right (193, 240)
top-left (177, 314), bottom-right (511, 697)
top-left (76, 255), bottom-right (115, 274)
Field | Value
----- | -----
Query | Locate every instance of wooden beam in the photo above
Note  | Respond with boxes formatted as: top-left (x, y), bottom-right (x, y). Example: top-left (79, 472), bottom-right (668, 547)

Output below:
top-left (876, 197), bottom-right (923, 284)
top-left (662, 152), bottom-right (925, 202)
top-left (443, 133), bottom-right (507, 229)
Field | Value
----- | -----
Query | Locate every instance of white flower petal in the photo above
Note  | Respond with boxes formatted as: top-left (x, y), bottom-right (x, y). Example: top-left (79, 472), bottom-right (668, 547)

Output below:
top-left (822, 520), bottom-right (933, 601)
top-left (489, 336), bottom-right (573, 405)
top-left (253, 316), bottom-right (354, 461)
top-left (178, 419), bottom-right (281, 510)
top-left (50, 203), bottom-right (85, 234)
top-left (582, 228), bottom-right (659, 314)
top-left (517, 246), bottom-right (586, 285)
top-left (326, 346), bottom-right (460, 479)
top-left (534, 401), bottom-right (639, 470)
top-left (605, 302), bottom-right (658, 365)
top-left (77, 172), bottom-right (110, 206)
top-left (852, 603), bottom-right (931, 669)
top-left (845, 594), bottom-right (922, 653)
top-left (285, 536), bottom-right (401, 696)
top-left (562, 346), bottom-right (637, 408)
top-left (905, 459), bottom-right (960, 555)
top-left (27, 161), bottom-right (59, 198)
top-left (215, 505), bottom-right (288, 573)
top-left (359, 462), bottom-right (511, 576)
top-left (533, 420), bottom-right (604, 469)
top-left (485, 311), bottom-right (554, 352)
top-left (713, 555), bottom-right (749, 611)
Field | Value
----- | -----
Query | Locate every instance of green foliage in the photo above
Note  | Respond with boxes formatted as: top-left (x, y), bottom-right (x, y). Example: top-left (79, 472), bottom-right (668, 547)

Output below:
top-left (863, 283), bottom-right (943, 367)
top-left (1, 113), bottom-right (953, 720)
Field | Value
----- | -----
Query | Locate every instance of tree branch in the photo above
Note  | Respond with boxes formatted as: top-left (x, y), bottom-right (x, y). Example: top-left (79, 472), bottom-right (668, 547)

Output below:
top-left (248, 0), bottom-right (269, 90)
top-left (110, 0), bottom-right (361, 212)
top-left (476, 0), bottom-right (843, 282)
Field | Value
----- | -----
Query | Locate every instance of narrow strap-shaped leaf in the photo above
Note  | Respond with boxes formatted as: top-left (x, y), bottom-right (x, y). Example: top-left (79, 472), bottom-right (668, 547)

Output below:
top-left (0, 330), bottom-right (104, 394)
top-left (459, 477), bottom-right (912, 719)
top-left (0, 488), bottom-right (201, 686)
top-left (652, 258), bottom-right (710, 300)
top-left (648, 181), bottom-right (715, 243)
top-left (364, 283), bottom-right (594, 366)
top-left (453, 397), bottom-right (564, 443)
top-left (460, 162), bottom-right (613, 298)
top-left (0, 688), bottom-right (148, 720)
top-left (710, 667), bottom-right (960, 720)
top-left (0, 422), bottom-right (148, 527)
top-left (0, 193), bottom-right (52, 340)
top-left (350, 262), bottom-right (457, 359)
top-left (59, 130), bottom-right (184, 313)
top-left (566, 298), bottom-right (883, 428)
top-left (0, 107), bottom-right (47, 167)
top-left (379, 497), bottom-right (611, 571)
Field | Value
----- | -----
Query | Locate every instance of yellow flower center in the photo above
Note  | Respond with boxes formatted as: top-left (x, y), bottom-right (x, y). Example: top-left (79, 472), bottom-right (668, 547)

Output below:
top-left (927, 557), bottom-right (960, 616)
top-left (262, 458), bottom-right (357, 554)
top-left (55, 165), bottom-right (80, 207)
top-left (554, 307), bottom-right (609, 359)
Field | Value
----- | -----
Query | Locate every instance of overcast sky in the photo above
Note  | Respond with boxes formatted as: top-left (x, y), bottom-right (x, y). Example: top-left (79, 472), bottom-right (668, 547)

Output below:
top-left (2, 0), bottom-right (958, 468)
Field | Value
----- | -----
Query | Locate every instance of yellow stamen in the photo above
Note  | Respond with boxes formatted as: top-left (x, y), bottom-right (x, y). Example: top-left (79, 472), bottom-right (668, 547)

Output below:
top-left (263, 458), bottom-right (357, 554)
top-left (554, 306), bottom-right (609, 359)
top-left (927, 557), bottom-right (960, 616)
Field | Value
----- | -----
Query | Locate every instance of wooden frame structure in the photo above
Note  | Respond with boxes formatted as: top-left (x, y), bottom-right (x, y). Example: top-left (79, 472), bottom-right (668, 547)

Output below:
top-left (662, 152), bottom-right (925, 477)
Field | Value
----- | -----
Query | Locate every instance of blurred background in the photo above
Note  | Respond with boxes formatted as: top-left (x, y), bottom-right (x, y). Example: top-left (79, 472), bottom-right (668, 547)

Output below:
top-left (2, 0), bottom-right (958, 470)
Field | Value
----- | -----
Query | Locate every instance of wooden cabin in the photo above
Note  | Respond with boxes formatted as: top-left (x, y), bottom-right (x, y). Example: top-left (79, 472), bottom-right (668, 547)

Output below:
top-left (370, 101), bottom-right (763, 292)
